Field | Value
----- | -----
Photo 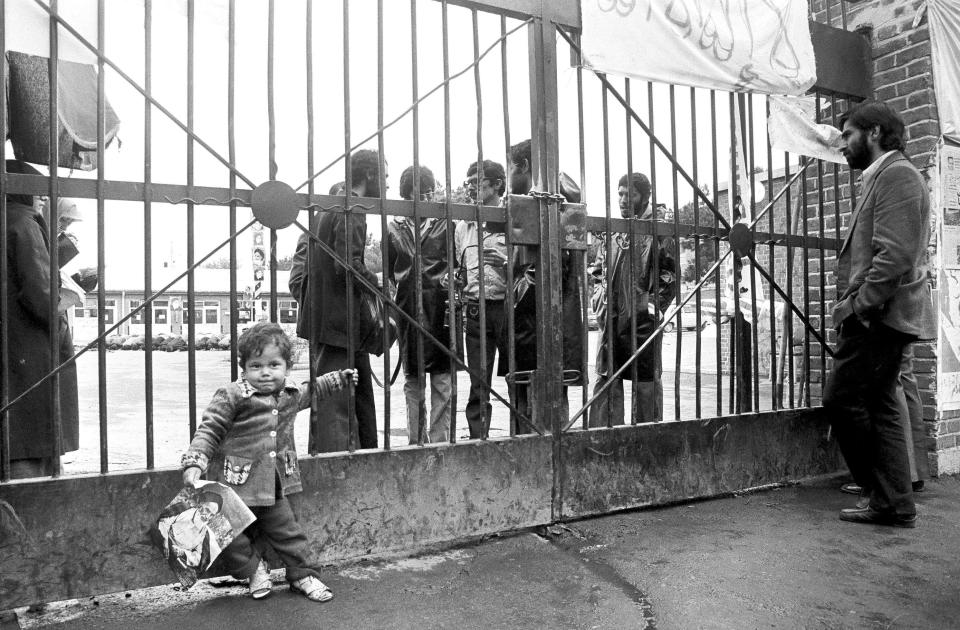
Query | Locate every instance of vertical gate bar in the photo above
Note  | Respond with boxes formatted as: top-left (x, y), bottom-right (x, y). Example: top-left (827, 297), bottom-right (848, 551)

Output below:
top-left (670, 84), bottom-right (681, 421)
top-left (647, 82), bottom-right (660, 421)
top-left (267, 0), bottom-right (278, 322)
top-left (0, 0), bottom-right (8, 481)
top-left (601, 79), bottom-right (613, 428)
top-left (411, 0), bottom-right (427, 446)
top-left (143, 0), bottom-right (155, 468)
top-left (729, 93), bottom-right (741, 415)
top-left (575, 32), bottom-right (588, 428)
top-left (528, 16), bottom-right (563, 521)
top-left (186, 0), bottom-right (197, 436)
top-left (785, 156), bottom-right (796, 407)
top-left (47, 0), bottom-right (63, 474)
top-left (378, 0), bottom-right (391, 449)
top-left (691, 87), bottom-right (702, 419)
top-left (765, 97), bottom-right (778, 411)
top-left (443, 1), bottom-right (457, 442)
top-left (97, 0), bottom-right (109, 471)
top-left (501, 14), bottom-right (515, 436)
top-left (830, 95), bottom-right (842, 251)
top-left (228, 0), bottom-right (238, 381)
top-left (747, 94), bottom-right (759, 412)
top-left (841, 0), bottom-right (848, 30)
top-left (471, 9), bottom-right (489, 439)
top-left (710, 90), bottom-right (722, 416)
top-left (306, 0), bottom-right (321, 452)
top-left (815, 94), bottom-right (827, 402)
top-left (625, 79), bottom-right (638, 423)
top-left (801, 153), bottom-right (811, 407)
top-left (343, 0), bottom-right (357, 452)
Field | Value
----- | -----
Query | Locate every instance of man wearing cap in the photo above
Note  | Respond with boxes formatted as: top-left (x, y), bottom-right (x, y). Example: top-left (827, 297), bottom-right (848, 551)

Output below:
top-left (588, 172), bottom-right (676, 426)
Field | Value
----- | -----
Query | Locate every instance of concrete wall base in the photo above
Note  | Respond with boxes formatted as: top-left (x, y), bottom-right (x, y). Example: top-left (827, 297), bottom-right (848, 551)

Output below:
top-left (933, 447), bottom-right (960, 476)
top-left (0, 408), bottom-right (839, 610)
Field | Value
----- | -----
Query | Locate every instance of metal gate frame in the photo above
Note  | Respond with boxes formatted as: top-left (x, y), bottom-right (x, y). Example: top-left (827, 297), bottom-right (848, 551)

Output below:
top-left (0, 0), bottom-right (871, 608)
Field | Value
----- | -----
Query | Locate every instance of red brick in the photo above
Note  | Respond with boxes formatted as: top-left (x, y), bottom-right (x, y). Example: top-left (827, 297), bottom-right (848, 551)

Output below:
top-left (936, 435), bottom-right (957, 450)
top-left (904, 58), bottom-right (932, 78)
top-left (894, 41), bottom-right (931, 66)
top-left (896, 76), bottom-right (934, 98)
top-left (906, 121), bottom-right (940, 140)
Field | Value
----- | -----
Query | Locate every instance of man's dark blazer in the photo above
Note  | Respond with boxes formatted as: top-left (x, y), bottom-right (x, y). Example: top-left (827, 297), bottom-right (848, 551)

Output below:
top-left (832, 151), bottom-right (936, 339)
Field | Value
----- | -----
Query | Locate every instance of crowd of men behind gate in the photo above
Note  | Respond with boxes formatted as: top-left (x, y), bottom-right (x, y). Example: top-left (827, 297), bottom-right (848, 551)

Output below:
top-left (286, 138), bottom-right (678, 454)
top-left (4, 100), bottom-right (938, 530)
top-left (281, 100), bottom-right (937, 529)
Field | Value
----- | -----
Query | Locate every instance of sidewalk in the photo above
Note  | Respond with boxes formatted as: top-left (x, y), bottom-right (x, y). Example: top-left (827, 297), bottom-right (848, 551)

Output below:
top-left (13, 474), bottom-right (960, 630)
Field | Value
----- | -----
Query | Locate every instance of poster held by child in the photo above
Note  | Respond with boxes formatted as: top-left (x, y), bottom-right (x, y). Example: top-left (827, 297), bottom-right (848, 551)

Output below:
top-left (176, 321), bottom-right (357, 601)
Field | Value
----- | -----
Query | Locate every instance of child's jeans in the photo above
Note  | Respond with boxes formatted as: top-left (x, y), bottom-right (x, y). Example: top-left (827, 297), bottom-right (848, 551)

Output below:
top-left (219, 494), bottom-right (320, 582)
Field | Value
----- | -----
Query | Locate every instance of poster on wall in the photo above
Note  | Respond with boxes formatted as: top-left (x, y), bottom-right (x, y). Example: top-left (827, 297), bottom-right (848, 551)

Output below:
top-left (939, 144), bottom-right (960, 408)
top-left (944, 143), bottom-right (960, 224)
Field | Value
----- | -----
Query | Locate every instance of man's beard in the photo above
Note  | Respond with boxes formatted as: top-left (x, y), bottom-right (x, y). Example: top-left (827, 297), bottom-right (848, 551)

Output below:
top-left (844, 143), bottom-right (871, 171)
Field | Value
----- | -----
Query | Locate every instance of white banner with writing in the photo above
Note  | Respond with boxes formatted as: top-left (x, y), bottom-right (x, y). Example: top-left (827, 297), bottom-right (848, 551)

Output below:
top-left (581, 0), bottom-right (816, 95)
top-left (929, 0), bottom-right (960, 142)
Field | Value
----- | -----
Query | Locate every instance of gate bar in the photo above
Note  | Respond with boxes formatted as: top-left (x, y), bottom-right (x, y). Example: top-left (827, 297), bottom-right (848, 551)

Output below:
top-left (378, 0), bottom-right (392, 449)
top-left (48, 0), bottom-right (63, 474)
top-left (411, 0), bottom-right (427, 445)
top-left (97, 0), bottom-right (109, 470)
top-left (228, 0), bottom-right (239, 381)
top-left (441, 0), bottom-right (454, 443)
top-left (186, 0), bottom-right (198, 437)
top-left (500, 13), bottom-right (516, 437)
top-left (143, 0), bottom-right (155, 469)
top-left (342, 0), bottom-right (357, 452)
top-left (0, 0), bottom-right (8, 482)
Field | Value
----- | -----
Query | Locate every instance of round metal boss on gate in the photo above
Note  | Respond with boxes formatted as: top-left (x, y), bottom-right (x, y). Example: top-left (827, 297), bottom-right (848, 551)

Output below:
top-left (251, 180), bottom-right (299, 230)
top-left (728, 221), bottom-right (754, 258)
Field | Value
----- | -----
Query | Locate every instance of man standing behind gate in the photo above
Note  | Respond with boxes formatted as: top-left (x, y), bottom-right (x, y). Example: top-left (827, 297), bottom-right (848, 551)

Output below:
top-left (386, 165), bottom-right (456, 444)
top-left (588, 173), bottom-right (675, 426)
top-left (826, 101), bottom-right (935, 528)
top-left (298, 150), bottom-right (385, 452)
top-left (456, 160), bottom-right (509, 439)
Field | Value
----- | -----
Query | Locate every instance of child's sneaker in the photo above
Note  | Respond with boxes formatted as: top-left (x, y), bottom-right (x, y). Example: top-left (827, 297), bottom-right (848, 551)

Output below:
top-left (249, 560), bottom-right (272, 600)
top-left (289, 575), bottom-right (333, 602)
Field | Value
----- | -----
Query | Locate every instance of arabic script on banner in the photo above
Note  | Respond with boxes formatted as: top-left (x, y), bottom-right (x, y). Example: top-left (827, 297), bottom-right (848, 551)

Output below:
top-left (581, 0), bottom-right (816, 95)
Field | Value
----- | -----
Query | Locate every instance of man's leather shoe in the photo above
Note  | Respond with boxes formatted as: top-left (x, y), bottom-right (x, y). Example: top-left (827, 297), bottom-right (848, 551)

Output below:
top-left (840, 482), bottom-right (862, 495)
top-left (839, 507), bottom-right (917, 528)
top-left (913, 480), bottom-right (925, 493)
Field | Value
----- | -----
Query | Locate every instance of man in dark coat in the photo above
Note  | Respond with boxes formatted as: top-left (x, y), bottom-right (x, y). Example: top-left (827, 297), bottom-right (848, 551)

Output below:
top-left (507, 140), bottom-right (583, 432)
top-left (385, 165), bottom-right (457, 444)
top-left (291, 151), bottom-right (384, 452)
top-left (4, 160), bottom-right (79, 478)
top-left (825, 101), bottom-right (936, 528)
top-left (588, 173), bottom-right (676, 426)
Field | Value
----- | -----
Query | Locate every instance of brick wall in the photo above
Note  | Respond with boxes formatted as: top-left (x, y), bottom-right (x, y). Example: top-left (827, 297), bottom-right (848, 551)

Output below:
top-left (810, 0), bottom-right (952, 475)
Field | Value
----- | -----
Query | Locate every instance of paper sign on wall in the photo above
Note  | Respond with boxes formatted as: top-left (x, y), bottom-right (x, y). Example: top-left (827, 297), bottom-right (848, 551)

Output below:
top-left (581, 0), bottom-right (816, 95)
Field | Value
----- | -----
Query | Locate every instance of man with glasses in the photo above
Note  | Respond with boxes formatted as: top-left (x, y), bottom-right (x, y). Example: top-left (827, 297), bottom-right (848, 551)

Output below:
top-left (455, 160), bottom-right (509, 439)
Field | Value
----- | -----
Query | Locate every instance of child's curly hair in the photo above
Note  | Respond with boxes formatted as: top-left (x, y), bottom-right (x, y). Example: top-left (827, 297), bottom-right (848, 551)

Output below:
top-left (237, 322), bottom-right (293, 369)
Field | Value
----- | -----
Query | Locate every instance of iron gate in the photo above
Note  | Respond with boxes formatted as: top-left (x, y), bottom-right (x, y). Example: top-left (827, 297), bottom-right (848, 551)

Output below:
top-left (0, 0), bottom-right (869, 607)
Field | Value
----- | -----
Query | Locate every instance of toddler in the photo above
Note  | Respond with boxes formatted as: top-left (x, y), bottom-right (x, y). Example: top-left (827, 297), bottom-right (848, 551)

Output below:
top-left (181, 321), bottom-right (357, 601)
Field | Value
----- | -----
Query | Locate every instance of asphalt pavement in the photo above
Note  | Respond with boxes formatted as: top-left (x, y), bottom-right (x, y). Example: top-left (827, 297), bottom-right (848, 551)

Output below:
top-left (12, 473), bottom-right (960, 630)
